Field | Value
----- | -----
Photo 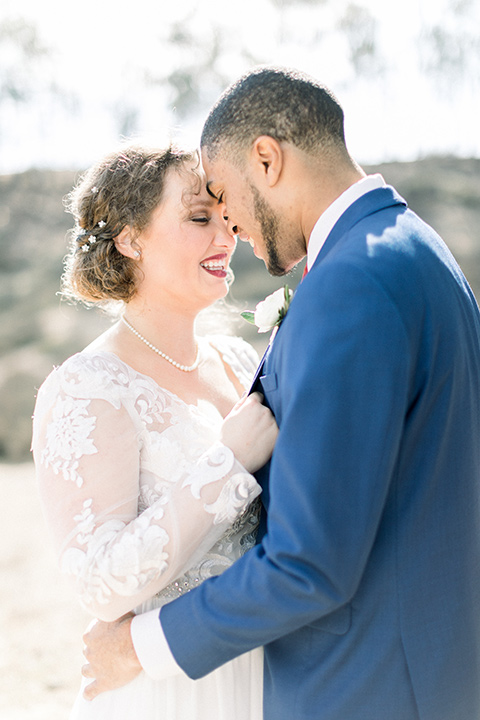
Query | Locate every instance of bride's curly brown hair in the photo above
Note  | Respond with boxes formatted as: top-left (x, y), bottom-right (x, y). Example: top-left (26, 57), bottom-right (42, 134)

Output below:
top-left (62, 144), bottom-right (198, 307)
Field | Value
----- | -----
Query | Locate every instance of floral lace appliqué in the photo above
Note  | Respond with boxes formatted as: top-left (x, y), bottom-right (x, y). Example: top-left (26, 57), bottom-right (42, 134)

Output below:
top-left (41, 395), bottom-right (97, 487)
top-left (62, 498), bottom-right (170, 608)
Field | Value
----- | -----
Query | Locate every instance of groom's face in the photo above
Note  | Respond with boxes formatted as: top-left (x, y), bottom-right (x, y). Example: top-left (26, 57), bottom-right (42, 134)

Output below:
top-left (202, 150), bottom-right (291, 276)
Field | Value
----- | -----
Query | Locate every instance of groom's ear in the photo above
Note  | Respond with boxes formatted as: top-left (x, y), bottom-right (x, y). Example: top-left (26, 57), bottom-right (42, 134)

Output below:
top-left (250, 136), bottom-right (283, 188)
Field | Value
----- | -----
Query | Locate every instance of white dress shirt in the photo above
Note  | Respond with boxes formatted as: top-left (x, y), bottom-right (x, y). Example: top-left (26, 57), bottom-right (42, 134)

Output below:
top-left (130, 172), bottom-right (387, 680)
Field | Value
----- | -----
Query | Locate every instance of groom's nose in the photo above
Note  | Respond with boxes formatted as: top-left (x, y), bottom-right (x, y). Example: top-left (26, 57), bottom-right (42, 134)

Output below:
top-left (224, 210), bottom-right (250, 243)
top-left (224, 214), bottom-right (239, 236)
top-left (219, 210), bottom-right (251, 246)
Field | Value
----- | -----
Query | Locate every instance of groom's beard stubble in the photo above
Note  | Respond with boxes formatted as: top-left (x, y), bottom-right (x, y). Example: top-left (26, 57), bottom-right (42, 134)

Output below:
top-left (250, 184), bottom-right (287, 277)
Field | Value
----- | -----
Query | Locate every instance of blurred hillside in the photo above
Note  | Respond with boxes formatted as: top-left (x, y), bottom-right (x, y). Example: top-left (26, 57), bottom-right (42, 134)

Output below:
top-left (1, 155), bottom-right (479, 462)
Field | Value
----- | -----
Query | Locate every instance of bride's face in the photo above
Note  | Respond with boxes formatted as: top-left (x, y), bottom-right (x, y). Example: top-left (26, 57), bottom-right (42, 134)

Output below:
top-left (135, 162), bottom-right (236, 314)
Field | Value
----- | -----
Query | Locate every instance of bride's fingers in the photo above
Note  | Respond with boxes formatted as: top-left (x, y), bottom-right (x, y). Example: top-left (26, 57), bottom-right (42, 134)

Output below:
top-left (83, 679), bottom-right (99, 701)
top-left (249, 391), bottom-right (264, 402)
top-left (81, 663), bottom-right (94, 679)
top-left (234, 391), bottom-right (249, 406)
top-left (235, 391), bottom-right (263, 409)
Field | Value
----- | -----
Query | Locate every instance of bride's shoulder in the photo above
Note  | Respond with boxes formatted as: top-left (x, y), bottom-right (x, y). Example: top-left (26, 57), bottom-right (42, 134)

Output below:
top-left (37, 350), bottom-right (133, 403)
top-left (206, 334), bottom-right (260, 375)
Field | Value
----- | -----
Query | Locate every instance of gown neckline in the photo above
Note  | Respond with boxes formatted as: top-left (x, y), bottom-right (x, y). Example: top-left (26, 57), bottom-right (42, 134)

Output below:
top-left (78, 340), bottom-right (246, 422)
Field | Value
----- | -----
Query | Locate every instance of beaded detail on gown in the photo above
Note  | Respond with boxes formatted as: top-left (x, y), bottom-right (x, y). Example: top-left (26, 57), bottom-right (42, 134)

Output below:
top-left (32, 335), bottom-right (264, 720)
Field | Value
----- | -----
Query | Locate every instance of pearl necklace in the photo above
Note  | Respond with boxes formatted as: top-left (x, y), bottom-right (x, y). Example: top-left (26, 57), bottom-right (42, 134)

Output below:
top-left (121, 316), bottom-right (201, 372)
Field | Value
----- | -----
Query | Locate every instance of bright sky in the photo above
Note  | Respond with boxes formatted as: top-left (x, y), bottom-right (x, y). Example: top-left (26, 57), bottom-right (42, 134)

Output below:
top-left (0, 0), bottom-right (479, 173)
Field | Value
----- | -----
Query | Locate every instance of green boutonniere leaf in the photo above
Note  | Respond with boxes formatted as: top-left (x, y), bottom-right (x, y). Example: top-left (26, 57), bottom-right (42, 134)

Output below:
top-left (240, 311), bottom-right (256, 324)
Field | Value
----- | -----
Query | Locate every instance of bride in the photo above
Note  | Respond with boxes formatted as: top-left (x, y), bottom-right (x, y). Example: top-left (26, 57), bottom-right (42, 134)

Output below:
top-left (31, 144), bottom-right (277, 719)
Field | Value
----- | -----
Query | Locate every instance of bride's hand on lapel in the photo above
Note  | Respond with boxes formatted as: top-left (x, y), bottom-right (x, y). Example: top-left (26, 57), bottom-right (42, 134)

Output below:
top-left (221, 391), bottom-right (278, 472)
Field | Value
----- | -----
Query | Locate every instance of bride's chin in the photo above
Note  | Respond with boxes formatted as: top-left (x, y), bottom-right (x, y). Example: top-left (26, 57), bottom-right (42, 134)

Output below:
top-left (197, 284), bottom-right (229, 310)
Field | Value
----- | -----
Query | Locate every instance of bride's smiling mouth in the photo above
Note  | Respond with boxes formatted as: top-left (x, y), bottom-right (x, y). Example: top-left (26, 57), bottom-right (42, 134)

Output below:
top-left (200, 253), bottom-right (228, 278)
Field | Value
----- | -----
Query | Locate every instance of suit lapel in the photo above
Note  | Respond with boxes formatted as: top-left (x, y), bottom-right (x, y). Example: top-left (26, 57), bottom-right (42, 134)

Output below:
top-left (248, 340), bottom-right (276, 395)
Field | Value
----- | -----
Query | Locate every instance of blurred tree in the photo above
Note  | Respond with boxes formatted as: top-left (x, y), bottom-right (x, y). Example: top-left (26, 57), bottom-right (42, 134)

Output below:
top-left (147, 0), bottom-right (479, 126)
top-left (145, 1), bottom-right (386, 124)
top-left (0, 17), bottom-right (50, 103)
top-left (147, 20), bottom-right (231, 120)
top-left (419, 0), bottom-right (480, 83)
top-left (338, 3), bottom-right (383, 77)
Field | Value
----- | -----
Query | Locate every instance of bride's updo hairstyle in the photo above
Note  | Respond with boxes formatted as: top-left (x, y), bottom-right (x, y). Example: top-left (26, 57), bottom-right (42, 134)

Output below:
top-left (62, 145), bottom-right (197, 306)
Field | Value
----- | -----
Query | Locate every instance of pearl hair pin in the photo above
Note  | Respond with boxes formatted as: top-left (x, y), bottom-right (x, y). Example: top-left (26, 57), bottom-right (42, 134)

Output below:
top-left (121, 316), bottom-right (200, 372)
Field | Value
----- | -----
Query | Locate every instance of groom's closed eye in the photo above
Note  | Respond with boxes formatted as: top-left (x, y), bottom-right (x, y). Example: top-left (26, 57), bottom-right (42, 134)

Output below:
top-left (206, 182), bottom-right (222, 202)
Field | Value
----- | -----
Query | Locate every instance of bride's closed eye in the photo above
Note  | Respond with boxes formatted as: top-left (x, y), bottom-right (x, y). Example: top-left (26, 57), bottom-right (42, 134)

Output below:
top-left (191, 216), bottom-right (211, 224)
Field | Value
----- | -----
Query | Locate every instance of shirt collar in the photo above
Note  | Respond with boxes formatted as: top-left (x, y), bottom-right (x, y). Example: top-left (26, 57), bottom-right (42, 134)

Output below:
top-left (306, 173), bottom-right (386, 271)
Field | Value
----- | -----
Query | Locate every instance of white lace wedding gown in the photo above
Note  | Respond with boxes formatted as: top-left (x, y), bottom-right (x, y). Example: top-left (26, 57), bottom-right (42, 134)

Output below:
top-left (32, 335), bottom-right (264, 720)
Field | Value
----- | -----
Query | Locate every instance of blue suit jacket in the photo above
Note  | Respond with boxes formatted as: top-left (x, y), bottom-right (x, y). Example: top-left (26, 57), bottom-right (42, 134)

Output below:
top-left (161, 186), bottom-right (480, 719)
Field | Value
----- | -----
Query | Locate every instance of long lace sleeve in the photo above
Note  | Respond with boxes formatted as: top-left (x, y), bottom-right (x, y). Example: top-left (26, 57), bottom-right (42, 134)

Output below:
top-left (32, 352), bottom-right (261, 622)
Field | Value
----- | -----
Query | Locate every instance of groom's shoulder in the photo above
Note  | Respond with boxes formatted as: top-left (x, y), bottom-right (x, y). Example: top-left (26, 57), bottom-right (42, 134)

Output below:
top-left (314, 202), bottom-right (441, 288)
top-left (292, 223), bottom-right (429, 323)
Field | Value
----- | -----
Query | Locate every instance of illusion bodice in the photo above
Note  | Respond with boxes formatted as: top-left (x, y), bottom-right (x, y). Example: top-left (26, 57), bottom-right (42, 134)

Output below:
top-left (32, 335), bottom-right (261, 621)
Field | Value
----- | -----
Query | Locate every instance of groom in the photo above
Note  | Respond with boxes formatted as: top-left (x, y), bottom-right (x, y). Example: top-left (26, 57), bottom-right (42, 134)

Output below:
top-left (83, 67), bottom-right (480, 719)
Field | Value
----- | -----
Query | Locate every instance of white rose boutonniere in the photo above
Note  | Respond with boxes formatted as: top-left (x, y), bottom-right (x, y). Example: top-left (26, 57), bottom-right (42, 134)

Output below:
top-left (241, 285), bottom-right (293, 333)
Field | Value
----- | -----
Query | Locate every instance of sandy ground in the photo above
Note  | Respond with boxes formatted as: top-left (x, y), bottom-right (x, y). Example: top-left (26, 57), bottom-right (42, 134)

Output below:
top-left (0, 462), bottom-right (90, 720)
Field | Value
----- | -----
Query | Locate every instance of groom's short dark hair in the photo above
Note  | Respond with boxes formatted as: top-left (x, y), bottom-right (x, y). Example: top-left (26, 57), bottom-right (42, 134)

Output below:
top-left (201, 66), bottom-right (346, 164)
